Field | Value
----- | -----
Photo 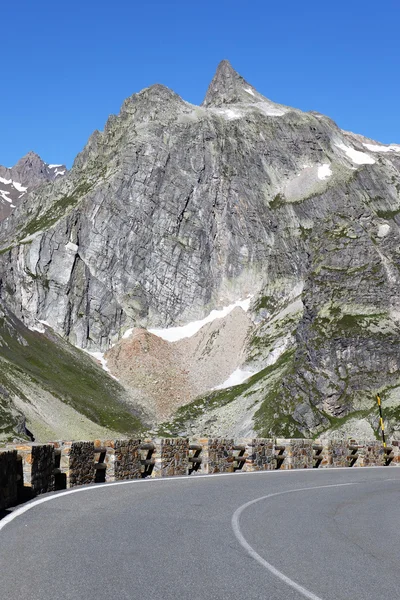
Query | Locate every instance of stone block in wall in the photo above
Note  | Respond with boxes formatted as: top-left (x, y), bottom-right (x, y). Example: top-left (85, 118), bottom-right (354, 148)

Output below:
top-left (114, 439), bottom-right (142, 480)
top-left (242, 439), bottom-right (275, 472)
top-left (207, 438), bottom-right (247, 473)
top-left (389, 440), bottom-right (400, 465)
top-left (357, 441), bottom-right (386, 467)
top-left (0, 450), bottom-right (20, 510)
top-left (208, 438), bottom-right (234, 473)
top-left (32, 445), bottom-right (55, 494)
top-left (62, 442), bottom-right (96, 488)
top-left (275, 439), bottom-right (314, 470)
top-left (160, 438), bottom-right (189, 477)
top-left (327, 441), bottom-right (348, 468)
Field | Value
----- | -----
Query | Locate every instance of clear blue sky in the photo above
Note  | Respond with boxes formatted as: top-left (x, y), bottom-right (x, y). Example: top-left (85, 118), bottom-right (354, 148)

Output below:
top-left (1, 0), bottom-right (399, 168)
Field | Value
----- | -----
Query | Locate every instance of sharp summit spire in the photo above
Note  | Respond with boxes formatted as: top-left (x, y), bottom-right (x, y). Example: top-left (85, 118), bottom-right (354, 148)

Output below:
top-left (202, 59), bottom-right (259, 107)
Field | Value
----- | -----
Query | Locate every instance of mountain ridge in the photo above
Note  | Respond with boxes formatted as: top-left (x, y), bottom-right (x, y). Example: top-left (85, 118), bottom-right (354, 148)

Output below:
top-left (1, 60), bottom-right (400, 443)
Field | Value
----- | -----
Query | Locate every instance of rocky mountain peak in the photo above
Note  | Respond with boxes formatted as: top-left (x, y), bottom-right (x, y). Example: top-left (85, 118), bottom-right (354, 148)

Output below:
top-left (121, 83), bottom-right (188, 124)
top-left (202, 59), bottom-right (259, 107)
top-left (18, 150), bottom-right (39, 161)
top-left (13, 151), bottom-right (49, 185)
top-left (0, 152), bottom-right (67, 221)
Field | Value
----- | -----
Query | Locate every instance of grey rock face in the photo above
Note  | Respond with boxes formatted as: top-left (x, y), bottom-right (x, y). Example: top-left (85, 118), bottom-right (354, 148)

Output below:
top-left (1, 60), bottom-right (400, 438)
top-left (0, 151), bottom-right (67, 221)
top-left (202, 59), bottom-right (258, 107)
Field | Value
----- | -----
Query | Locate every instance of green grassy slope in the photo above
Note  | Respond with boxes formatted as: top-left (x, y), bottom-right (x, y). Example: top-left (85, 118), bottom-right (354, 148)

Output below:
top-left (0, 307), bottom-right (146, 441)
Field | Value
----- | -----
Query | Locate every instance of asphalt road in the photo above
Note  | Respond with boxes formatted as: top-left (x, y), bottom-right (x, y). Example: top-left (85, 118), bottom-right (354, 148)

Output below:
top-left (1, 467), bottom-right (400, 600)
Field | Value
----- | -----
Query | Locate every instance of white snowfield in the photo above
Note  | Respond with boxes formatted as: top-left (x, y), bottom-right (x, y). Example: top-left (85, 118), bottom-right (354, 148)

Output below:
top-left (84, 350), bottom-right (110, 372)
top-left (214, 100), bottom-right (286, 121)
top-left (256, 101), bottom-right (286, 117)
top-left (28, 324), bottom-right (46, 334)
top-left (215, 328), bottom-right (293, 390)
top-left (48, 164), bottom-right (63, 168)
top-left (215, 368), bottom-right (255, 390)
top-left (12, 181), bottom-right (27, 192)
top-left (28, 319), bottom-right (52, 334)
top-left (122, 327), bottom-right (135, 340)
top-left (82, 349), bottom-right (118, 380)
top-left (148, 297), bottom-right (252, 343)
top-left (335, 142), bottom-right (375, 165)
top-left (0, 176), bottom-right (27, 192)
top-left (0, 191), bottom-right (11, 203)
top-left (317, 163), bottom-right (332, 180)
top-left (215, 338), bottom-right (291, 391)
top-left (363, 143), bottom-right (400, 153)
top-left (217, 108), bottom-right (244, 120)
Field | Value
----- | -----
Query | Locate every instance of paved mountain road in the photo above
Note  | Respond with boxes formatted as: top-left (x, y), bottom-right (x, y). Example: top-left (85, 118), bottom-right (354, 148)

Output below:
top-left (1, 468), bottom-right (399, 600)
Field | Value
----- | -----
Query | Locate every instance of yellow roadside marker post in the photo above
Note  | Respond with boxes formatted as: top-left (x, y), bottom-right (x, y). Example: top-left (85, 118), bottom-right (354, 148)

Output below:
top-left (376, 394), bottom-right (388, 466)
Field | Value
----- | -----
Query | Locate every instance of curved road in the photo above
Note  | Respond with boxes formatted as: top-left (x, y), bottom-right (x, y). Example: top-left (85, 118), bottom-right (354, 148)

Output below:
top-left (1, 468), bottom-right (400, 600)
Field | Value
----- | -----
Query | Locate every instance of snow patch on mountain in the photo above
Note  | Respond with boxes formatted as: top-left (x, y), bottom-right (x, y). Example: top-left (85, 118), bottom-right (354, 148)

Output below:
top-left (215, 107), bottom-right (244, 120)
top-left (0, 191), bottom-right (11, 203)
top-left (215, 368), bottom-right (255, 390)
top-left (12, 181), bottom-right (27, 192)
top-left (148, 297), bottom-right (252, 342)
top-left (336, 142), bottom-right (375, 165)
top-left (256, 102), bottom-right (286, 117)
top-left (83, 349), bottom-right (118, 380)
top-left (363, 143), bottom-right (400, 153)
top-left (213, 101), bottom-right (286, 121)
top-left (318, 164), bottom-right (332, 180)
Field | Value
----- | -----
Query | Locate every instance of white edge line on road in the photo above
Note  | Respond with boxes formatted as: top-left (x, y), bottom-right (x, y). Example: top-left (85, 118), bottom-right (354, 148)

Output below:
top-left (0, 465), bottom-right (394, 534)
top-left (231, 482), bottom-right (359, 600)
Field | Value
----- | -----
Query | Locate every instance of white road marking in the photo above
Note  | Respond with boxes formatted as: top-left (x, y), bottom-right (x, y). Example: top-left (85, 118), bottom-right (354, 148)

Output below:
top-left (231, 482), bottom-right (359, 600)
top-left (0, 466), bottom-right (396, 534)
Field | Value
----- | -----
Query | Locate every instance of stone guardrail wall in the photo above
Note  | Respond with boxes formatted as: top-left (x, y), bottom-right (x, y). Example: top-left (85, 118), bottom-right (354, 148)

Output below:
top-left (0, 437), bottom-right (399, 511)
top-left (0, 450), bottom-right (22, 510)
